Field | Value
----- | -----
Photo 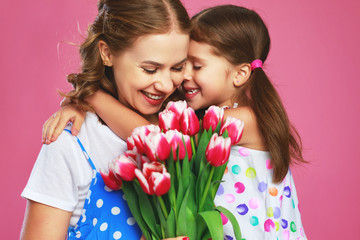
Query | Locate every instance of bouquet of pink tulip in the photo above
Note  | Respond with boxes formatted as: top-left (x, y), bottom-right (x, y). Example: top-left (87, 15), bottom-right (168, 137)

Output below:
top-left (101, 101), bottom-right (244, 240)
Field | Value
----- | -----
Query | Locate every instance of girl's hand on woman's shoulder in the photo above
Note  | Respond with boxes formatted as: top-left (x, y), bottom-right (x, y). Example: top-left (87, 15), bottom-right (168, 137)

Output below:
top-left (42, 104), bottom-right (85, 144)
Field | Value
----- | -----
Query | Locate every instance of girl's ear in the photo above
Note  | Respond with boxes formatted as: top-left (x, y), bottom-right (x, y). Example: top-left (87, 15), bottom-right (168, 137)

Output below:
top-left (98, 40), bottom-right (113, 67)
top-left (233, 63), bottom-right (251, 87)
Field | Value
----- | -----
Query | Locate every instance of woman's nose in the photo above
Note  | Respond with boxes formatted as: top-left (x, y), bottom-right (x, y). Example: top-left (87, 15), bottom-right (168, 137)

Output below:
top-left (154, 71), bottom-right (174, 94)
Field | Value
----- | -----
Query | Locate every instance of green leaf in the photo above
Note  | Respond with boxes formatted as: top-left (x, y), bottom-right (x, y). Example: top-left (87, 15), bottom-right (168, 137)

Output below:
top-left (176, 187), bottom-right (190, 236)
top-left (165, 208), bottom-right (176, 238)
top-left (214, 119), bottom-right (222, 134)
top-left (215, 206), bottom-right (242, 240)
top-left (195, 211), bottom-right (223, 240)
top-left (134, 182), bottom-right (161, 239)
top-left (122, 181), bottom-right (151, 240)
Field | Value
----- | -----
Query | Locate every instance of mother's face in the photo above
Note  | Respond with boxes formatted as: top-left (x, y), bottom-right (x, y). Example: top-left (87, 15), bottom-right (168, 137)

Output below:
top-left (101, 30), bottom-right (189, 116)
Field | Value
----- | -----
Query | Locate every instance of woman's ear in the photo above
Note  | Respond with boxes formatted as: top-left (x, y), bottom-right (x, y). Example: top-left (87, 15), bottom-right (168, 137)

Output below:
top-left (233, 63), bottom-right (251, 87)
top-left (98, 40), bottom-right (113, 67)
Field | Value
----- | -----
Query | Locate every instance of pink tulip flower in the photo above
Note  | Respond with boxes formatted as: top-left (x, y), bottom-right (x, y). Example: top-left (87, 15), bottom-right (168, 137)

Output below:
top-left (135, 162), bottom-right (171, 196)
top-left (165, 130), bottom-right (192, 161)
top-left (165, 100), bottom-right (188, 120)
top-left (111, 155), bottom-right (138, 181)
top-left (127, 125), bottom-right (161, 154)
top-left (202, 106), bottom-right (224, 132)
top-left (100, 168), bottom-right (123, 191)
top-left (180, 107), bottom-right (200, 136)
top-left (144, 132), bottom-right (171, 162)
top-left (159, 109), bottom-right (180, 132)
top-left (220, 116), bottom-right (245, 145)
top-left (205, 133), bottom-right (231, 167)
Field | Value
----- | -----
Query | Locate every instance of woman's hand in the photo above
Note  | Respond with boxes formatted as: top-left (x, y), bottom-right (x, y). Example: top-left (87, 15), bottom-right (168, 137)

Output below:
top-left (42, 105), bottom-right (85, 144)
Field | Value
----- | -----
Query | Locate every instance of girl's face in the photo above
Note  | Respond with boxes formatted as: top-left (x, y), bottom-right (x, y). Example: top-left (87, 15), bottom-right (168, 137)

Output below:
top-left (182, 40), bottom-right (238, 110)
top-left (109, 31), bottom-right (189, 116)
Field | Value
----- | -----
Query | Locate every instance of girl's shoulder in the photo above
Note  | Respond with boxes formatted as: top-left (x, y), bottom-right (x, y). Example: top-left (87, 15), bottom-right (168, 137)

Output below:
top-left (224, 106), bottom-right (267, 151)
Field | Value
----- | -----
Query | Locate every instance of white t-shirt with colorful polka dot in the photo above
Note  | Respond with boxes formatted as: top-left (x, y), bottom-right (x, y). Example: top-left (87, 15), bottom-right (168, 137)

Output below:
top-left (214, 146), bottom-right (306, 240)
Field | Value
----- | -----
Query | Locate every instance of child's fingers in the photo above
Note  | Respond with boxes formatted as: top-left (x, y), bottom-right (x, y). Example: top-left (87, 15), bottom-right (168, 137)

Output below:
top-left (71, 113), bottom-right (85, 136)
top-left (45, 114), bottom-right (61, 144)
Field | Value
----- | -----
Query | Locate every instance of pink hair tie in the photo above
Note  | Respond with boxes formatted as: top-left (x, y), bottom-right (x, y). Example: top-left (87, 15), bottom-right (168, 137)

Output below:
top-left (250, 59), bottom-right (263, 71)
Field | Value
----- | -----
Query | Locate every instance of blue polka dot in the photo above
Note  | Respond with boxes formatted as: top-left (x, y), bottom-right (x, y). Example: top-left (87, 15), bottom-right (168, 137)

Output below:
top-left (281, 219), bottom-right (288, 229)
top-left (216, 184), bottom-right (224, 196)
top-left (231, 165), bottom-right (241, 174)
top-left (284, 186), bottom-right (291, 198)
top-left (236, 204), bottom-right (249, 215)
top-left (258, 182), bottom-right (267, 192)
top-left (274, 207), bottom-right (281, 219)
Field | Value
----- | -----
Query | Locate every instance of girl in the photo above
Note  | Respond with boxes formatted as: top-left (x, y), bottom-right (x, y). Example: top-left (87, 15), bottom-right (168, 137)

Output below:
top-left (21, 0), bottom-right (190, 239)
top-left (43, 4), bottom-right (306, 240)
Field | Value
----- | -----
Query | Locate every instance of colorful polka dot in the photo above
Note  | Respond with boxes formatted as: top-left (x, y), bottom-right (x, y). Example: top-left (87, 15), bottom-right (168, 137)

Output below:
top-left (269, 187), bottom-right (278, 196)
top-left (232, 165), bottom-right (241, 174)
top-left (238, 147), bottom-right (250, 156)
top-left (221, 212), bottom-right (229, 225)
top-left (93, 218), bottom-right (98, 226)
top-left (225, 194), bottom-right (235, 203)
top-left (249, 216), bottom-right (259, 226)
top-left (234, 182), bottom-right (245, 194)
top-left (267, 207), bottom-right (274, 217)
top-left (216, 184), bottom-right (224, 196)
top-left (290, 221), bottom-right (297, 232)
top-left (236, 204), bottom-right (249, 215)
top-left (284, 186), bottom-right (291, 198)
top-left (104, 186), bottom-right (112, 192)
top-left (264, 219), bottom-right (275, 232)
top-left (274, 207), bottom-right (281, 219)
top-left (258, 182), bottom-right (267, 192)
top-left (225, 166), bottom-right (228, 174)
top-left (281, 219), bottom-right (288, 229)
top-left (248, 198), bottom-right (260, 209)
top-left (266, 159), bottom-right (273, 169)
top-left (283, 230), bottom-right (290, 240)
top-left (76, 231), bottom-right (81, 238)
top-left (292, 199), bottom-right (295, 208)
top-left (274, 221), bottom-right (280, 231)
top-left (245, 167), bottom-right (256, 178)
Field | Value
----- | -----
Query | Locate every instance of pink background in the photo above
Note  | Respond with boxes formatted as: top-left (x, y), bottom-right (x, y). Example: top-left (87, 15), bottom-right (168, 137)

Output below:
top-left (1, 0), bottom-right (359, 238)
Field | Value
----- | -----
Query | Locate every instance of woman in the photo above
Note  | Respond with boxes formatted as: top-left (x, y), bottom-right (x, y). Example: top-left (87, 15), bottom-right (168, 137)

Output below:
top-left (20, 0), bottom-right (190, 239)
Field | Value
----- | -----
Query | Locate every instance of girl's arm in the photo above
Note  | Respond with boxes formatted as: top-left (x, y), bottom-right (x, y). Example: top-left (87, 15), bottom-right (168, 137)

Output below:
top-left (43, 90), bottom-right (151, 143)
top-left (20, 200), bottom-right (71, 240)
top-left (87, 90), bottom-right (150, 138)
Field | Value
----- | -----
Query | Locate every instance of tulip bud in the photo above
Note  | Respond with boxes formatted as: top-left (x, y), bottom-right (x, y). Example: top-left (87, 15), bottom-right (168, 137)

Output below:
top-left (166, 100), bottom-right (188, 120)
top-left (100, 168), bottom-right (123, 190)
top-left (111, 155), bottom-right (138, 181)
top-left (159, 109), bottom-right (180, 132)
top-left (144, 132), bottom-right (171, 162)
top-left (149, 169), bottom-right (171, 196)
top-left (127, 125), bottom-right (161, 154)
top-left (180, 107), bottom-right (200, 136)
top-left (205, 133), bottom-right (231, 167)
top-left (165, 130), bottom-right (192, 161)
top-left (202, 106), bottom-right (224, 131)
top-left (220, 116), bottom-right (244, 145)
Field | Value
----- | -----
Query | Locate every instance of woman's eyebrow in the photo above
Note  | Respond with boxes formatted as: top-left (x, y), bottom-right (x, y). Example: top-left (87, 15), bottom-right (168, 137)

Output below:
top-left (140, 58), bottom-right (187, 67)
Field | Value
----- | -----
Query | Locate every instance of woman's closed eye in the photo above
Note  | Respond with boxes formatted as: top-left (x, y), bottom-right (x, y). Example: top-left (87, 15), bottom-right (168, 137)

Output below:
top-left (142, 67), bottom-right (158, 74)
top-left (171, 65), bottom-right (185, 72)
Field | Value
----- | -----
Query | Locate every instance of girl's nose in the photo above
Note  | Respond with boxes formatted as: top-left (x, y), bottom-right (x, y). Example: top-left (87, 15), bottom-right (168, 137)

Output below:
top-left (183, 61), bottom-right (193, 81)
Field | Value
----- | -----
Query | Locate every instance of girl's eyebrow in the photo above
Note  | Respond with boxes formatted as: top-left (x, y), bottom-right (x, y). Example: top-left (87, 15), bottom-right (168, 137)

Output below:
top-left (141, 58), bottom-right (187, 67)
top-left (187, 55), bottom-right (205, 63)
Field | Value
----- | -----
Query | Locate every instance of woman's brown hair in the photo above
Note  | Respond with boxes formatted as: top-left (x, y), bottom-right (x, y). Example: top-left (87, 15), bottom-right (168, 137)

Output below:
top-left (191, 5), bottom-right (304, 183)
top-left (65, 0), bottom-right (191, 111)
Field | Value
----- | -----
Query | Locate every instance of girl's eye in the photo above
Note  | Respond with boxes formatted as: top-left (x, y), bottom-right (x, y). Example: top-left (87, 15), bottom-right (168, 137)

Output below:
top-left (142, 68), bottom-right (157, 74)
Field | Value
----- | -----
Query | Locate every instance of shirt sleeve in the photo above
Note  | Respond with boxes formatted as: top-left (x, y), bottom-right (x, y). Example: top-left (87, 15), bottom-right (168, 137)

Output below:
top-left (21, 131), bottom-right (83, 212)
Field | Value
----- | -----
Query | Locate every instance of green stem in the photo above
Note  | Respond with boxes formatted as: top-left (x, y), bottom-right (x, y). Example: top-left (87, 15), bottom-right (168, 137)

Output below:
top-left (158, 195), bottom-right (168, 219)
top-left (191, 136), bottom-right (196, 156)
top-left (199, 166), bottom-right (215, 211)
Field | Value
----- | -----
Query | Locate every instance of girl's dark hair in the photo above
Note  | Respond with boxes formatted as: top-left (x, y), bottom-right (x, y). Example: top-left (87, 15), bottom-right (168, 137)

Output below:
top-left (191, 5), bottom-right (304, 183)
top-left (65, 0), bottom-right (191, 111)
